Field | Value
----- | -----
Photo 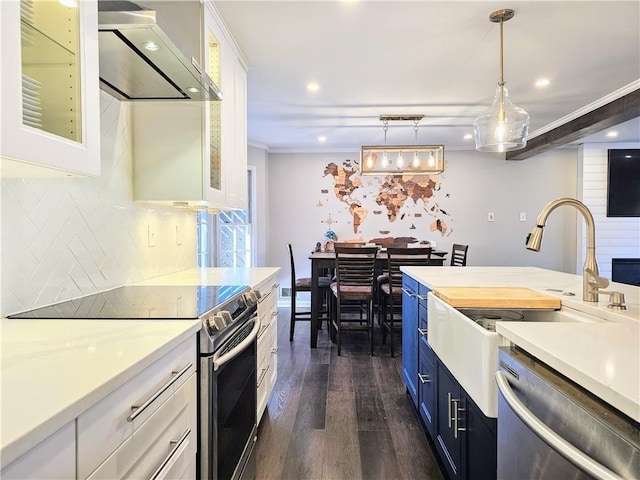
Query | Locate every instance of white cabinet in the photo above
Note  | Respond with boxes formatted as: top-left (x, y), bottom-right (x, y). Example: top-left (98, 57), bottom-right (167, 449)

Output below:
top-left (86, 374), bottom-right (197, 480)
top-left (225, 58), bottom-right (248, 210)
top-left (78, 337), bottom-right (197, 479)
top-left (256, 277), bottom-right (279, 421)
top-left (0, 0), bottom-right (101, 177)
top-left (1, 422), bottom-right (75, 479)
top-left (204, 2), bottom-right (248, 211)
top-left (132, 2), bottom-right (248, 210)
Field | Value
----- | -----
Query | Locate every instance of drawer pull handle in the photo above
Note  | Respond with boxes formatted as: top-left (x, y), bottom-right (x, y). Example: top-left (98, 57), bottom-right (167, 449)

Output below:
top-left (127, 363), bottom-right (192, 422)
top-left (416, 294), bottom-right (429, 301)
top-left (271, 310), bottom-right (278, 317)
top-left (271, 346), bottom-right (279, 354)
top-left (417, 328), bottom-right (428, 338)
top-left (148, 428), bottom-right (191, 480)
top-left (258, 288), bottom-right (275, 303)
top-left (401, 288), bottom-right (415, 298)
top-left (257, 364), bottom-right (270, 388)
top-left (418, 373), bottom-right (430, 384)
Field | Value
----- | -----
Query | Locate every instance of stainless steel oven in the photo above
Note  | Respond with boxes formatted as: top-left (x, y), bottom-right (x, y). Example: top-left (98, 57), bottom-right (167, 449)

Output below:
top-left (199, 297), bottom-right (259, 480)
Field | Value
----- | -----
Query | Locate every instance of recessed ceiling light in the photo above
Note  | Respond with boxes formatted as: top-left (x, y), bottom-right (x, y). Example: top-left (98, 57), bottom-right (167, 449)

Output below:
top-left (143, 41), bottom-right (160, 52)
top-left (307, 83), bottom-right (320, 92)
top-left (606, 131), bottom-right (619, 138)
top-left (187, 87), bottom-right (200, 93)
top-left (464, 134), bottom-right (473, 140)
top-left (59, 0), bottom-right (78, 6)
top-left (535, 78), bottom-right (550, 88)
top-left (318, 136), bottom-right (327, 143)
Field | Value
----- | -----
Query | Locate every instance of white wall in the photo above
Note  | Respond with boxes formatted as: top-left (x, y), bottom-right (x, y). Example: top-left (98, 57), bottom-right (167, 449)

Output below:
top-left (247, 144), bottom-right (269, 266)
top-left (0, 91), bottom-right (198, 316)
top-left (577, 142), bottom-right (640, 280)
top-left (268, 148), bottom-right (579, 301)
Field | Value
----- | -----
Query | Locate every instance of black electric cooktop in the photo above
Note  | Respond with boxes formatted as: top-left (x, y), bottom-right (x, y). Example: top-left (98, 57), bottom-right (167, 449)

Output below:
top-left (8, 285), bottom-right (249, 319)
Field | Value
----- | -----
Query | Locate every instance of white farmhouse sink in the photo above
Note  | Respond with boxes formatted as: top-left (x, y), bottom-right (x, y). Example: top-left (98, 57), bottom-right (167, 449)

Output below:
top-left (427, 293), bottom-right (603, 418)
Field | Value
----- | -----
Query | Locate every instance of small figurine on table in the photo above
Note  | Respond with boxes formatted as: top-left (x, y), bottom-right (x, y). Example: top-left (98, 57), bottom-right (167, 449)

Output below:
top-left (315, 242), bottom-right (322, 252)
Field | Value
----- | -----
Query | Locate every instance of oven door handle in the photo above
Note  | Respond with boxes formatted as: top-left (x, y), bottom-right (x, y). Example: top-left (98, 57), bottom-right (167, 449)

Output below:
top-left (213, 317), bottom-right (260, 372)
top-left (495, 371), bottom-right (623, 480)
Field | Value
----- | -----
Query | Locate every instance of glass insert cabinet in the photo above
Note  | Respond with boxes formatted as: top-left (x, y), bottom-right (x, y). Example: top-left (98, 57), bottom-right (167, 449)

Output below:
top-left (1, 0), bottom-right (101, 177)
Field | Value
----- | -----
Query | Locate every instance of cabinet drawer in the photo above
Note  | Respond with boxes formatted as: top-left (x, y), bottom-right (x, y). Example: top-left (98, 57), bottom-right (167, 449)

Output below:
top-left (1, 422), bottom-right (75, 480)
top-left (78, 337), bottom-right (196, 479)
top-left (87, 373), bottom-right (197, 479)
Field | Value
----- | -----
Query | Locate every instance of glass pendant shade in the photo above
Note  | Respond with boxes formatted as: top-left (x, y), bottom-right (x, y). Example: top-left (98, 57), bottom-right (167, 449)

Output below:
top-left (474, 84), bottom-right (529, 152)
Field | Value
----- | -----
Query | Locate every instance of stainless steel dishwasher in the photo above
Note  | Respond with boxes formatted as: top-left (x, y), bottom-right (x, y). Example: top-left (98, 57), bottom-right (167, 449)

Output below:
top-left (496, 347), bottom-right (639, 480)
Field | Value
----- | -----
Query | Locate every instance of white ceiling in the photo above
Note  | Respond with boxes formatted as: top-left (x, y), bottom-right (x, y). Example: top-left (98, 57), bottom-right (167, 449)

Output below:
top-left (214, 1), bottom-right (640, 153)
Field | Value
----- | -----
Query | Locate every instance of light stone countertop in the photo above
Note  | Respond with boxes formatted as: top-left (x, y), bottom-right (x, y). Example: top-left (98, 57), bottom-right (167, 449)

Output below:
top-left (1, 267), bottom-right (281, 468)
top-left (401, 266), bottom-right (640, 422)
top-left (134, 267), bottom-right (281, 289)
top-left (0, 318), bottom-right (201, 467)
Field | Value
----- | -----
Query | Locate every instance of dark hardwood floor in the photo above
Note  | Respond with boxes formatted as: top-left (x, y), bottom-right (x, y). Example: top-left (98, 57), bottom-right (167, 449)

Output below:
top-left (255, 308), bottom-right (444, 480)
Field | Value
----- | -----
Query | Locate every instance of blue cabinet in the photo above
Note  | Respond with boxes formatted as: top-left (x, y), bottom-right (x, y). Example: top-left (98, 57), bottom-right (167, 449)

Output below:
top-left (403, 274), bottom-right (497, 480)
top-left (418, 288), bottom-right (436, 437)
top-left (401, 275), bottom-right (419, 406)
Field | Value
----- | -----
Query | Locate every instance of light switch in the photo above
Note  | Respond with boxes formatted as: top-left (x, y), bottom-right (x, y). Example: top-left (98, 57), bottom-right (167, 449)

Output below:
top-left (519, 212), bottom-right (527, 222)
top-left (147, 225), bottom-right (156, 247)
top-left (488, 212), bottom-right (495, 222)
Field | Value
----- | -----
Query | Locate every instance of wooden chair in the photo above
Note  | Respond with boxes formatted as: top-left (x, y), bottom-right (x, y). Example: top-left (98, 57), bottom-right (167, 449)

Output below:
top-left (380, 247), bottom-right (432, 357)
top-left (288, 244), bottom-right (331, 341)
top-left (450, 244), bottom-right (469, 266)
top-left (330, 246), bottom-right (378, 355)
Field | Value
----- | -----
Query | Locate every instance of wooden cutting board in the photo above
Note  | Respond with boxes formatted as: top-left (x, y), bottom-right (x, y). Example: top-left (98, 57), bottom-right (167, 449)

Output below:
top-left (433, 287), bottom-right (561, 309)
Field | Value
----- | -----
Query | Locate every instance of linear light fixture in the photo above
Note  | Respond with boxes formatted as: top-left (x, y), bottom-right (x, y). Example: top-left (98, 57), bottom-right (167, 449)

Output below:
top-left (360, 115), bottom-right (445, 176)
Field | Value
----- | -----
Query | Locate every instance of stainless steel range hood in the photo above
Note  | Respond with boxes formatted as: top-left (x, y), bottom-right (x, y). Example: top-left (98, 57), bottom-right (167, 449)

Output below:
top-left (98, 0), bottom-right (221, 101)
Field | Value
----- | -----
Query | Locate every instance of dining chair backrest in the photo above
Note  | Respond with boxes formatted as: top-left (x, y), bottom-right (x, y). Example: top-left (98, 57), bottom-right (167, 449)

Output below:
top-left (386, 247), bottom-right (433, 294)
top-left (288, 243), bottom-right (298, 285)
top-left (451, 243), bottom-right (469, 266)
top-left (334, 246), bottom-right (378, 288)
top-left (334, 241), bottom-right (365, 248)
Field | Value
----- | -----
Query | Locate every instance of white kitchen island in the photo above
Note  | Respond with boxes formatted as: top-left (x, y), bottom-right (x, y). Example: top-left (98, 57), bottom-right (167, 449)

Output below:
top-left (401, 266), bottom-right (640, 421)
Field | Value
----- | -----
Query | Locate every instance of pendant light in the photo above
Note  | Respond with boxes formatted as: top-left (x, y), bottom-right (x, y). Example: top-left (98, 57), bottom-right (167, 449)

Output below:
top-left (360, 115), bottom-right (444, 175)
top-left (474, 9), bottom-right (529, 153)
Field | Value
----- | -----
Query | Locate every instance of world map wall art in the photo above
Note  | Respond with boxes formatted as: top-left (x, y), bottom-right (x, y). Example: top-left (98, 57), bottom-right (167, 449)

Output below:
top-left (318, 158), bottom-right (453, 245)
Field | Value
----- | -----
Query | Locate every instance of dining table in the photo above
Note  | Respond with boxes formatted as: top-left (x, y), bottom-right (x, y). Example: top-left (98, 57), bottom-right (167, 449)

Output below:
top-left (308, 249), bottom-right (448, 348)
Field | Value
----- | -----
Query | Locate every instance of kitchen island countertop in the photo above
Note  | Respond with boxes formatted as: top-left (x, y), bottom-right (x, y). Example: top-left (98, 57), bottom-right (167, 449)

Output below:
top-left (401, 266), bottom-right (640, 422)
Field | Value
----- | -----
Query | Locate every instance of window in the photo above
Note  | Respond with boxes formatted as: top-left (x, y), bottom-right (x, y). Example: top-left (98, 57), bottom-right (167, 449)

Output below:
top-left (196, 170), bottom-right (255, 268)
top-left (218, 210), bottom-right (252, 268)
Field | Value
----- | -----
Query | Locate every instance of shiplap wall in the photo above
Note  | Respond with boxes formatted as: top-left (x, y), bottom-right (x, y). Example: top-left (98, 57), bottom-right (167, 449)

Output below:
top-left (578, 143), bottom-right (640, 280)
top-left (0, 91), bottom-right (198, 316)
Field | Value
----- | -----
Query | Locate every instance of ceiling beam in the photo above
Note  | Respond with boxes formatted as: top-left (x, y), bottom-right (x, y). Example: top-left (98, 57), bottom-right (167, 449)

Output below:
top-left (506, 89), bottom-right (640, 161)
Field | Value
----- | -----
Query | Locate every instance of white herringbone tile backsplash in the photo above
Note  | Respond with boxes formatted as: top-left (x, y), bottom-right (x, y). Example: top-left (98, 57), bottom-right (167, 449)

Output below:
top-left (1, 91), bottom-right (198, 316)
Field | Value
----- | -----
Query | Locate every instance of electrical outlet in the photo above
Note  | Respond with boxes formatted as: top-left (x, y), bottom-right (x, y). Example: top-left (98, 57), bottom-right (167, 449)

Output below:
top-left (519, 212), bottom-right (527, 222)
top-left (488, 212), bottom-right (495, 222)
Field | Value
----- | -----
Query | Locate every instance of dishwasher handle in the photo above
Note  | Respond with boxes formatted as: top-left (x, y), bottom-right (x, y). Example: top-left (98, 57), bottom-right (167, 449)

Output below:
top-left (495, 371), bottom-right (623, 480)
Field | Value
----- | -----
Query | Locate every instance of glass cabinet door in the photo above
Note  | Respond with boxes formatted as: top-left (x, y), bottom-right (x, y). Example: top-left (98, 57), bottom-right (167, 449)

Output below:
top-left (1, 0), bottom-right (100, 177)
top-left (207, 28), bottom-right (222, 192)
top-left (20, 0), bottom-right (81, 142)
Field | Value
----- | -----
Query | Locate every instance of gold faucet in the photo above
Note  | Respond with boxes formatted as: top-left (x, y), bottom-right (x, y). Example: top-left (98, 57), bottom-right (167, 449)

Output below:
top-left (526, 197), bottom-right (606, 302)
